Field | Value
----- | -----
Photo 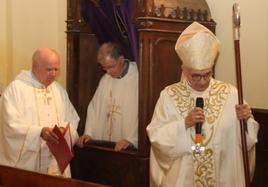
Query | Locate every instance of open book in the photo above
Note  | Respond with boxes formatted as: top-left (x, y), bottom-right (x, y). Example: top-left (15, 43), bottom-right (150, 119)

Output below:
top-left (47, 123), bottom-right (73, 174)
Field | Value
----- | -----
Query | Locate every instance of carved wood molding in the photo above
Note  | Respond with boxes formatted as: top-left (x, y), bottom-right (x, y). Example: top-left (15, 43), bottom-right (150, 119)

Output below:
top-left (136, 17), bottom-right (215, 34)
top-left (154, 5), bottom-right (209, 21)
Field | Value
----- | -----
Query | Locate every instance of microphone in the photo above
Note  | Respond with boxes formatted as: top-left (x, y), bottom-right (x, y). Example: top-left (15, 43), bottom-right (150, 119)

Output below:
top-left (195, 97), bottom-right (204, 144)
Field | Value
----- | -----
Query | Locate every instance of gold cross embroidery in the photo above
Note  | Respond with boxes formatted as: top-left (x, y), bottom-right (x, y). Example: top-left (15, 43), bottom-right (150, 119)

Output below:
top-left (107, 90), bottom-right (121, 140)
top-left (37, 88), bottom-right (52, 105)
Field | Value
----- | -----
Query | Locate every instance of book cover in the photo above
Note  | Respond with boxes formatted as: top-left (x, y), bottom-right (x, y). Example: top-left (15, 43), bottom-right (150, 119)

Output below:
top-left (47, 124), bottom-right (73, 173)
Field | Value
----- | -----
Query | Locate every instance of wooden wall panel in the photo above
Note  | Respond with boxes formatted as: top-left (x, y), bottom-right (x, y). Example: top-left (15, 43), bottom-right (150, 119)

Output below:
top-left (0, 165), bottom-right (108, 187)
top-left (72, 146), bottom-right (149, 187)
top-left (251, 109), bottom-right (268, 187)
top-left (77, 34), bottom-right (103, 134)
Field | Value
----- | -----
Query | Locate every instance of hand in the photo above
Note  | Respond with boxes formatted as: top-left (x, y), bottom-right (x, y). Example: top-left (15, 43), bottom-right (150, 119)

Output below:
top-left (76, 135), bottom-right (92, 148)
top-left (40, 127), bottom-right (59, 144)
top-left (236, 104), bottom-right (252, 121)
top-left (185, 107), bottom-right (205, 129)
top-left (114, 139), bottom-right (131, 151)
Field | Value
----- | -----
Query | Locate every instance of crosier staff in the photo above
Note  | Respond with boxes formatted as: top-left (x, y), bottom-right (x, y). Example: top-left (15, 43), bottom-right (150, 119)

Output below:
top-left (233, 3), bottom-right (250, 187)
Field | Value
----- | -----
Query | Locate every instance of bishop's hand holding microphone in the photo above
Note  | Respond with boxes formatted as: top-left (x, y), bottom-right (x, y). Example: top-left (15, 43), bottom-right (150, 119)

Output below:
top-left (185, 97), bottom-right (205, 153)
top-left (185, 97), bottom-right (205, 131)
top-left (195, 97), bottom-right (204, 144)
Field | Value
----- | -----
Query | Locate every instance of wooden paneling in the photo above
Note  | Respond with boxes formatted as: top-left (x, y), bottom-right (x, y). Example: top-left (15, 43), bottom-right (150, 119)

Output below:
top-left (251, 108), bottom-right (268, 187)
top-left (0, 165), bottom-right (108, 187)
top-left (76, 34), bottom-right (103, 134)
top-left (72, 145), bottom-right (149, 187)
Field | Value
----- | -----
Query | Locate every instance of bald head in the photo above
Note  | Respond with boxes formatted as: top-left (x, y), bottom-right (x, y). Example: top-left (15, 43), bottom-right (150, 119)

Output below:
top-left (32, 48), bottom-right (60, 87)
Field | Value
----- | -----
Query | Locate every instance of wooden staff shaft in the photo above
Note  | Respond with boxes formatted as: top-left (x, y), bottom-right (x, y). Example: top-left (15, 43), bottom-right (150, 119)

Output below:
top-left (234, 41), bottom-right (243, 104)
top-left (234, 39), bottom-right (251, 187)
top-left (233, 4), bottom-right (251, 186)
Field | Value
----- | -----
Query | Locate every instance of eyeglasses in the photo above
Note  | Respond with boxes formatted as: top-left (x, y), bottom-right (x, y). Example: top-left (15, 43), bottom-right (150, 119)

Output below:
top-left (190, 71), bottom-right (213, 81)
top-left (99, 60), bottom-right (118, 71)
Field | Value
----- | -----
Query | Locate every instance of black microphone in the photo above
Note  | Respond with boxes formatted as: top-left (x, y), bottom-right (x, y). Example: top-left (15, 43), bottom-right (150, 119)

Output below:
top-left (195, 97), bottom-right (204, 135)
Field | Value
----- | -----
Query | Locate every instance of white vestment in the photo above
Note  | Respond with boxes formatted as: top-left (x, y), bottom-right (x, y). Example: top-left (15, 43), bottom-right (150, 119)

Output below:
top-left (0, 70), bottom-right (79, 177)
top-left (147, 79), bottom-right (259, 187)
top-left (84, 61), bottom-right (138, 147)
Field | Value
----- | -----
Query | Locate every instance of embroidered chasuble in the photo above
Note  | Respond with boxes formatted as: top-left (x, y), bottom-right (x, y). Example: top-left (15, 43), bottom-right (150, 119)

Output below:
top-left (147, 79), bottom-right (259, 187)
top-left (0, 70), bottom-right (79, 177)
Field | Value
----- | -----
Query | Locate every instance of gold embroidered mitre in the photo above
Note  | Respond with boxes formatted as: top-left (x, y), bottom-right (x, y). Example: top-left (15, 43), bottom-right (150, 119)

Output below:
top-left (175, 22), bottom-right (220, 70)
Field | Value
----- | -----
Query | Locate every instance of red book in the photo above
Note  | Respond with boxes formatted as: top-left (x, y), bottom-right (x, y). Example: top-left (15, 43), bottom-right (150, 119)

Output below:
top-left (47, 124), bottom-right (73, 174)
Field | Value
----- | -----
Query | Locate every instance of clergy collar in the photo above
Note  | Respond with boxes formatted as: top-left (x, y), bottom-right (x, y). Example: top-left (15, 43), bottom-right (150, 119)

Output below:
top-left (117, 59), bottom-right (129, 79)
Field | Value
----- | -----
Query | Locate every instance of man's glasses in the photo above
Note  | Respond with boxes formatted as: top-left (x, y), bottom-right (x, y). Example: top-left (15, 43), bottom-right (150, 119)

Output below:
top-left (98, 61), bottom-right (118, 71)
top-left (190, 71), bottom-right (213, 81)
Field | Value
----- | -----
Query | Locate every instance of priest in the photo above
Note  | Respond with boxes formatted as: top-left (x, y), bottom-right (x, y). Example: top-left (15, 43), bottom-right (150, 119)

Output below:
top-left (77, 42), bottom-right (138, 151)
top-left (146, 22), bottom-right (259, 187)
top-left (0, 48), bottom-right (79, 177)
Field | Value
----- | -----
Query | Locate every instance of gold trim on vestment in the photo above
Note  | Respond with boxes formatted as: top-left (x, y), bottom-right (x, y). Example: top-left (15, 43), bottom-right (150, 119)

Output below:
top-left (107, 90), bottom-right (121, 141)
top-left (33, 85), bottom-right (59, 172)
top-left (193, 148), bottom-right (216, 187)
top-left (166, 79), bottom-right (230, 187)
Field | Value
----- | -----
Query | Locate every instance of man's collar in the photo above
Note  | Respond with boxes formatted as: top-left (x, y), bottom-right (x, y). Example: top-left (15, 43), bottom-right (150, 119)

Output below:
top-left (117, 59), bottom-right (129, 79)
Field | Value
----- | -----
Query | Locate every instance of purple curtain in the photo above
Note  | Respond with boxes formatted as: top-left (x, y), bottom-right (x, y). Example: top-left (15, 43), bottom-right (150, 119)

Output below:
top-left (81, 0), bottom-right (138, 61)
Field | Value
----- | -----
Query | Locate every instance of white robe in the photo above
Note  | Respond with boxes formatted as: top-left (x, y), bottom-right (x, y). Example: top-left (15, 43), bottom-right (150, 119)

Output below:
top-left (0, 70), bottom-right (79, 176)
top-left (84, 61), bottom-right (138, 147)
top-left (146, 79), bottom-right (259, 187)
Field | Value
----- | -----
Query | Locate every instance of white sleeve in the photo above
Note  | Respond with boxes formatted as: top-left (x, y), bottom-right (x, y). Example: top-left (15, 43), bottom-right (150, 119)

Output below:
top-left (246, 117), bottom-right (259, 150)
top-left (146, 90), bottom-right (192, 171)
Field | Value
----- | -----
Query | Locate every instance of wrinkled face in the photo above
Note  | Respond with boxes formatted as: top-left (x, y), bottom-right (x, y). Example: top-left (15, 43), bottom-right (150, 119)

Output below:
top-left (34, 54), bottom-right (60, 87)
top-left (98, 55), bottom-right (124, 78)
top-left (184, 67), bottom-right (213, 91)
